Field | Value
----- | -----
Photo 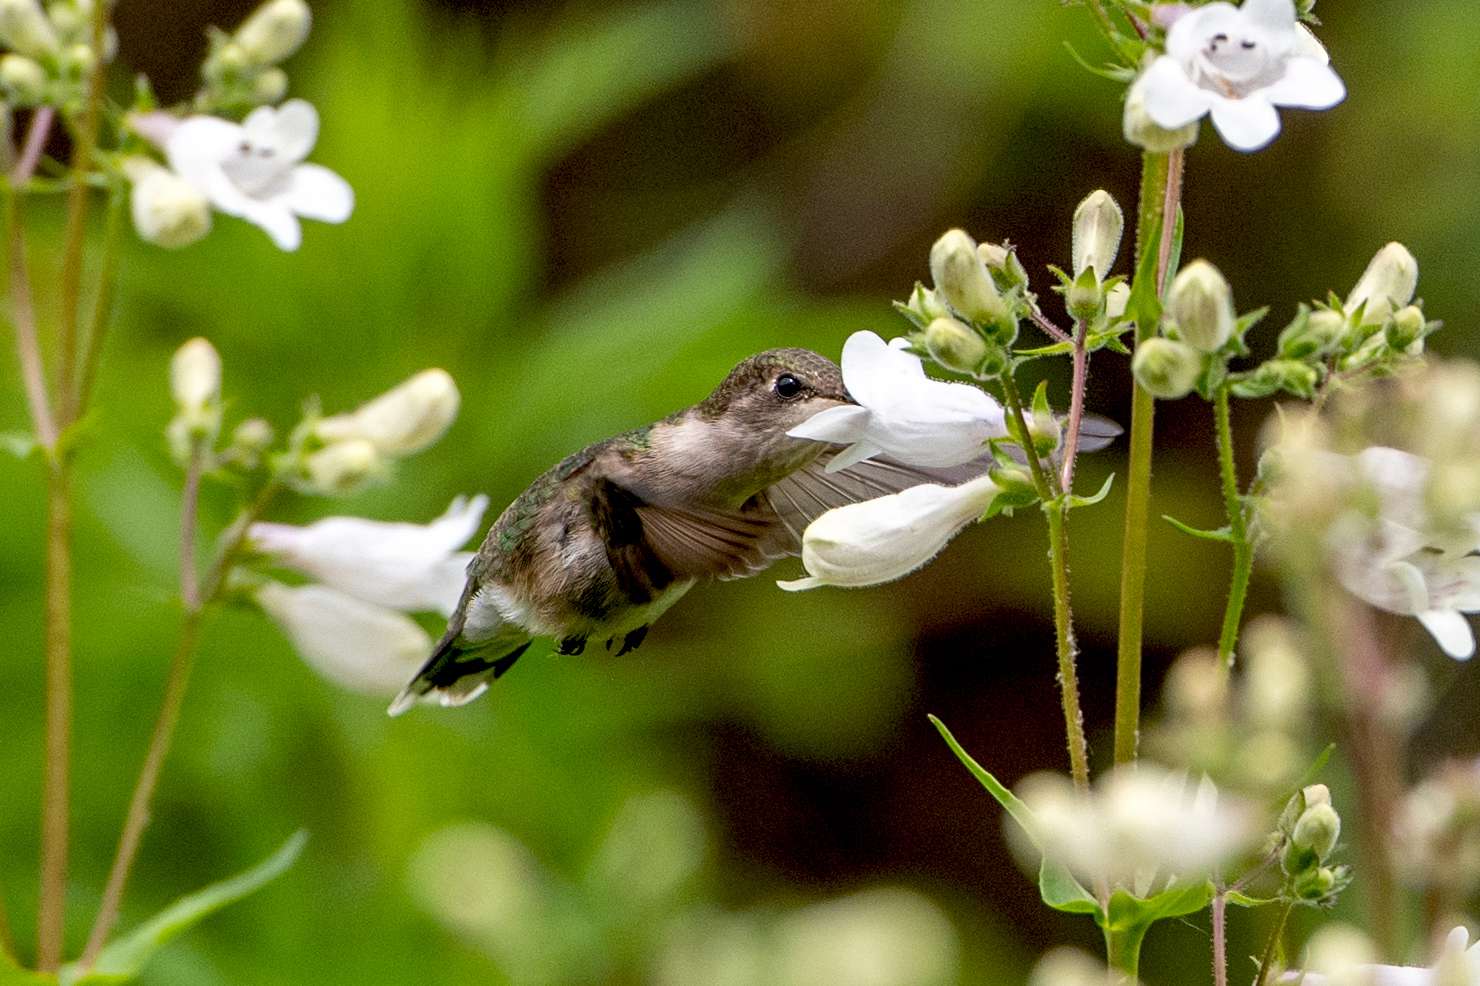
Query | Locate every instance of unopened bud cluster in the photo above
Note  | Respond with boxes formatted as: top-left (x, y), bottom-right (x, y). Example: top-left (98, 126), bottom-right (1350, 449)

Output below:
top-left (896, 227), bottom-right (1029, 378)
top-left (199, 0), bottom-right (309, 110)
top-left (0, 0), bottom-right (115, 109)
top-left (1277, 784), bottom-right (1349, 904)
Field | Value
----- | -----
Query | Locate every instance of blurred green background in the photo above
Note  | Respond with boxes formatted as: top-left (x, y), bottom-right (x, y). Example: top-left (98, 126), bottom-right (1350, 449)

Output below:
top-left (2, 0), bottom-right (1479, 982)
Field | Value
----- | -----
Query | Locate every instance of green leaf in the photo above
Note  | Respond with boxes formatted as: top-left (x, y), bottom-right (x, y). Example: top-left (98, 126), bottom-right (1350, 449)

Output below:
top-left (1100, 881), bottom-right (1215, 934)
top-left (0, 950), bottom-right (55, 986)
top-left (1064, 473), bottom-right (1115, 510)
top-left (1294, 743), bottom-right (1336, 792)
top-left (1164, 206), bottom-right (1185, 288)
top-left (1014, 341), bottom-right (1074, 359)
top-left (0, 431), bottom-right (38, 459)
top-left (928, 716), bottom-right (1100, 916)
top-left (60, 831), bottom-right (307, 986)
top-left (1163, 514), bottom-right (1235, 543)
top-left (1127, 214), bottom-right (1165, 336)
top-left (1227, 890), bottom-right (1282, 908)
top-left (1061, 40), bottom-right (1136, 83)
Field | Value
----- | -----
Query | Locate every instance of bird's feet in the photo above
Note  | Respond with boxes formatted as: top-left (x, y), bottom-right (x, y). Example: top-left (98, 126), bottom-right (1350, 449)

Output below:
top-left (556, 635), bottom-right (588, 656)
top-left (613, 626), bottom-right (648, 657)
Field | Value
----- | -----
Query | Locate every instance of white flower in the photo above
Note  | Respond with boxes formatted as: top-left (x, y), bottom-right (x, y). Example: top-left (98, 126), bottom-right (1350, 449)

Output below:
top-left (787, 331), bottom-right (1006, 470)
top-left (127, 160), bottom-right (213, 249)
top-left (249, 495), bottom-right (487, 617)
top-left (1016, 767), bottom-right (1257, 893)
top-left (316, 368), bottom-right (461, 457)
top-left (254, 582), bottom-right (432, 696)
top-left (1328, 448), bottom-right (1480, 660)
top-left (1348, 242), bottom-right (1420, 327)
top-left (1137, 0), bottom-right (1345, 152)
top-left (777, 475), bottom-right (1000, 592)
top-left (1281, 925), bottom-right (1480, 986)
top-left (1071, 189), bottom-right (1123, 280)
top-left (165, 99), bottom-right (353, 251)
top-left (233, 0), bottom-right (311, 67)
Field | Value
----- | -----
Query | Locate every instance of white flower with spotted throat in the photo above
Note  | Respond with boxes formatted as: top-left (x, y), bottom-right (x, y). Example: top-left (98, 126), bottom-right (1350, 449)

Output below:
top-left (1137, 0), bottom-right (1345, 152)
top-left (786, 330), bottom-right (1006, 471)
top-left (164, 99), bottom-right (352, 250)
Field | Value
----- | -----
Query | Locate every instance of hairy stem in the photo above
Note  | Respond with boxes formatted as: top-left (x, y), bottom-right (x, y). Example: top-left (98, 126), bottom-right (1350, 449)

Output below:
top-left (1059, 319), bottom-right (1090, 493)
top-left (36, 464), bottom-right (71, 972)
top-left (1113, 148), bottom-right (1183, 765)
top-left (1214, 384), bottom-right (1253, 670)
top-left (1213, 891), bottom-right (1229, 986)
top-left (999, 372), bottom-right (1091, 793)
top-left (1254, 899), bottom-right (1295, 986)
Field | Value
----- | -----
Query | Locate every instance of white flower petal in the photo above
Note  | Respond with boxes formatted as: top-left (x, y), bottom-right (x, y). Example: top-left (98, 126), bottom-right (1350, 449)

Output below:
top-left (1165, 3), bottom-right (1239, 61)
top-left (1209, 95), bottom-right (1282, 151)
top-left (256, 582), bottom-right (431, 695)
top-left (1293, 23), bottom-right (1330, 63)
top-left (165, 116), bottom-right (245, 185)
top-left (1261, 57), bottom-right (1346, 109)
top-left (1240, 0), bottom-right (1296, 33)
top-left (284, 163), bottom-right (354, 223)
top-left (823, 440), bottom-right (886, 474)
top-left (250, 98), bottom-right (319, 163)
top-left (786, 403), bottom-right (871, 443)
top-left (237, 197), bottom-right (303, 251)
top-left (1140, 56), bottom-right (1215, 129)
top-left (838, 331), bottom-right (927, 409)
top-left (1418, 610), bottom-right (1475, 660)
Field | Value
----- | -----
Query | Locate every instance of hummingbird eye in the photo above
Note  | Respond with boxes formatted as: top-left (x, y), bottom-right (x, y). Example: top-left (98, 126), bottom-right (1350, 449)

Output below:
top-left (774, 373), bottom-right (804, 400)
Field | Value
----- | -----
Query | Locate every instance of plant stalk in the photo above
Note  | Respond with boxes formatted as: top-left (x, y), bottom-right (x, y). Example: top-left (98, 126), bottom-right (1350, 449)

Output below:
top-left (1105, 924), bottom-right (1146, 985)
top-left (73, 183), bottom-right (125, 416)
top-left (1059, 318), bottom-right (1090, 493)
top-left (1212, 891), bottom-right (1228, 986)
top-left (1214, 384), bottom-right (1253, 670)
top-left (36, 463), bottom-right (71, 972)
top-left (1254, 899), bottom-right (1295, 986)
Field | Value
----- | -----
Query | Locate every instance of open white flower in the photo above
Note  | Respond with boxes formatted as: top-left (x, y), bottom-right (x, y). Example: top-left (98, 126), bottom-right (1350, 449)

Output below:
top-left (1281, 925), bottom-right (1480, 986)
top-left (250, 495), bottom-right (487, 617)
top-left (777, 475), bottom-right (1000, 592)
top-left (165, 99), bottom-right (352, 251)
top-left (1328, 448), bottom-right (1480, 660)
top-left (787, 331), bottom-right (1006, 471)
top-left (1137, 0), bottom-right (1345, 152)
top-left (254, 582), bottom-right (432, 696)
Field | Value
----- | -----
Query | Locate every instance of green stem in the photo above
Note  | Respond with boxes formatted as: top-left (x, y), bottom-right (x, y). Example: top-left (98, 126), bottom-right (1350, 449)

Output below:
top-left (1214, 384), bottom-right (1253, 670)
top-left (36, 462), bottom-right (71, 972)
top-left (1105, 924), bottom-right (1146, 985)
top-left (73, 181), bottom-right (124, 416)
top-left (1254, 899), bottom-right (1295, 986)
top-left (1113, 148), bottom-right (1183, 765)
top-left (999, 372), bottom-right (1091, 793)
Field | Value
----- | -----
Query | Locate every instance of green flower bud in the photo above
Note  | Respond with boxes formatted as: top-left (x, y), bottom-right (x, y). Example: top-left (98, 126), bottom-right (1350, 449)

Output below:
top-left (61, 41), bottom-right (93, 77)
top-left (1293, 865), bottom-right (1336, 900)
top-left (1131, 337), bottom-right (1200, 400)
top-left (250, 66), bottom-right (289, 104)
top-left (987, 460), bottom-right (1037, 505)
top-left (169, 337), bottom-right (222, 451)
top-left (1168, 260), bottom-right (1235, 352)
top-left (0, 0), bottom-right (59, 58)
top-left (901, 282), bottom-right (951, 327)
top-left (1277, 307), bottom-right (1344, 360)
top-left (1029, 383), bottom-right (1061, 457)
top-left (1303, 784), bottom-right (1331, 809)
top-left (924, 316), bottom-right (987, 376)
top-left (1347, 242), bottom-right (1418, 327)
top-left (1066, 266), bottom-right (1102, 324)
top-left (977, 341), bottom-right (1011, 378)
top-left (978, 241), bottom-right (1029, 292)
top-left (44, 0), bottom-right (79, 39)
top-left (235, 0), bottom-right (311, 67)
top-left (1071, 189), bottom-right (1123, 279)
top-left (1124, 69), bottom-right (1199, 152)
top-left (204, 40), bottom-right (249, 84)
top-left (1385, 304), bottom-right (1426, 351)
top-left (1232, 359), bottom-right (1318, 400)
top-left (232, 417), bottom-right (274, 452)
top-left (930, 228), bottom-right (1011, 329)
top-left (1338, 332), bottom-right (1389, 374)
top-left (1292, 802), bottom-right (1341, 860)
top-left (303, 438), bottom-right (380, 495)
top-left (127, 160), bottom-right (212, 250)
top-left (0, 53), bottom-right (46, 103)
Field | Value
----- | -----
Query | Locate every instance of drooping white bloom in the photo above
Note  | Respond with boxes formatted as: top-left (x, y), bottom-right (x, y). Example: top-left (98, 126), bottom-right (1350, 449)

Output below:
top-left (777, 475), bottom-right (1000, 592)
top-left (1327, 448), bottom-right (1480, 660)
top-left (1280, 925), bottom-right (1480, 986)
top-left (254, 582), bottom-right (432, 696)
top-left (127, 160), bottom-right (213, 249)
top-left (164, 99), bottom-right (353, 251)
top-left (316, 368), bottom-right (461, 457)
top-left (1016, 767), bottom-right (1257, 893)
top-left (1137, 0), bottom-right (1345, 152)
top-left (787, 331), bottom-right (1006, 470)
top-left (249, 495), bottom-right (487, 616)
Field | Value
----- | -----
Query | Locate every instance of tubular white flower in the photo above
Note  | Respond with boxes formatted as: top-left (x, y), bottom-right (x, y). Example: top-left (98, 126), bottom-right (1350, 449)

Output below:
top-left (1347, 242), bottom-right (1420, 327)
top-left (255, 582), bottom-right (431, 696)
top-left (1136, 0), bottom-right (1345, 152)
top-left (316, 368), bottom-right (461, 456)
top-left (126, 159), bottom-right (212, 249)
top-left (777, 475), bottom-right (1000, 592)
top-left (787, 331), bottom-right (1006, 470)
top-left (249, 495), bottom-right (487, 616)
top-left (233, 0), bottom-right (311, 67)
top-left (164, 99), bottom-right (353, 251)
top-left (1280, 925), bottom-right (1480, 986)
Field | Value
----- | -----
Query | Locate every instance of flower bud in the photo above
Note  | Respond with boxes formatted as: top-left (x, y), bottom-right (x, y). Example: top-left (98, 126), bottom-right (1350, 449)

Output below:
top-left (44, 0), bottom-right (78, 39)
top-left (171, 337), bottom-right (221, 415)
top-left (303, 437), bottom-right (380, 495)
top-left (60, 41), bottom-right (92, 77)
top-left (978, 241), bottom-right (1030, 292)
top-left (1385, 304), bottom-right (1426, 351)
top-left (0, 0), bottom-right (58, 58)
top-left (0, 53), bottom-right (45, 102)
top-left (1293, 866), bottom-right (1337, 900)
top-left (901, 283), bottom-right (951, 326)
top-left (1347, 242), bottom-right (1418, 327)
top-left (987, 461), bottom-right (1037, 505)
top-left (1124, 69), bottom-right (1199, 152)
top-left (206, 41), bottom-right (250, 81)
top-left (930, 229), bottom-right (1010, 329)
top-left (1071, 189), bottom-right (1123, 280)
top-left (127, 161), bottom-right (212, 249)
top-left (232, 417), bottom-right (274, 452)
top-left (1105, 282), bottom-right (1130, 321)
top-left (251, 66), bottom-right (289, 104)
top-left (1066, 266), bottom-right (1102, 324)
top-left (924, 316), bottom-right (987, 376)
top-left (234, 0), bottom-right (311, 67)
top-left (1233, 359), bottom-right (1319, 400)
top-left (1292, 802), bottom-right (1341, 860)
top-left (1131, 338), bottom-right (1200, 400)
top-left (1277, 307), bottom-right (1343, 360)
top-left (316, 368), bottom-right (461, 456)
top-left (1029, 385), bottom-right (1061, 458)
top-left (1168, 260), bottom-right (1235, 352)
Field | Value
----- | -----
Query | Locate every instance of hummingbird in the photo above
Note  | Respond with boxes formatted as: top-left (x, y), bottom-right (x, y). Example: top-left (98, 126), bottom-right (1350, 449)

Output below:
top-left (388, 348), bottom-right (1110, 715)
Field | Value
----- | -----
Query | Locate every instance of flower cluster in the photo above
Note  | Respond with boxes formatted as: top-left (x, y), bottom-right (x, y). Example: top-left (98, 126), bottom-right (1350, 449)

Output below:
top-left (0, 0), bottom-right (118, 108)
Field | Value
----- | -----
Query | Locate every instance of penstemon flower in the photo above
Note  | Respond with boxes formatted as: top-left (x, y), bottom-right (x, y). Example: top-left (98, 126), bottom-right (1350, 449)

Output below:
top-left (1136, 0), bottom-right (1345, 152)
top-left (314, 368), bottom-right (461, 457)
top-left (1280, 925), bottom-right (1480, 985)
top-left (786, 330), bottom-right (1006, 470)
top-left (249, 495), bottom-right (487, 617)
top-left (162, 99), bottom-right (353, 250)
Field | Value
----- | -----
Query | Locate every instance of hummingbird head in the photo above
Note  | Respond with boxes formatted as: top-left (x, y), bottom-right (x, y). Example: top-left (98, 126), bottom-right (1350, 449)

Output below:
top-left (697, 347), bottom-right (852, 433)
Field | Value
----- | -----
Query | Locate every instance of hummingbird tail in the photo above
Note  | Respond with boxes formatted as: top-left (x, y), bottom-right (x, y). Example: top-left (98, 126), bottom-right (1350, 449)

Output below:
top-left (387, 628), bottom-right (533, 717)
